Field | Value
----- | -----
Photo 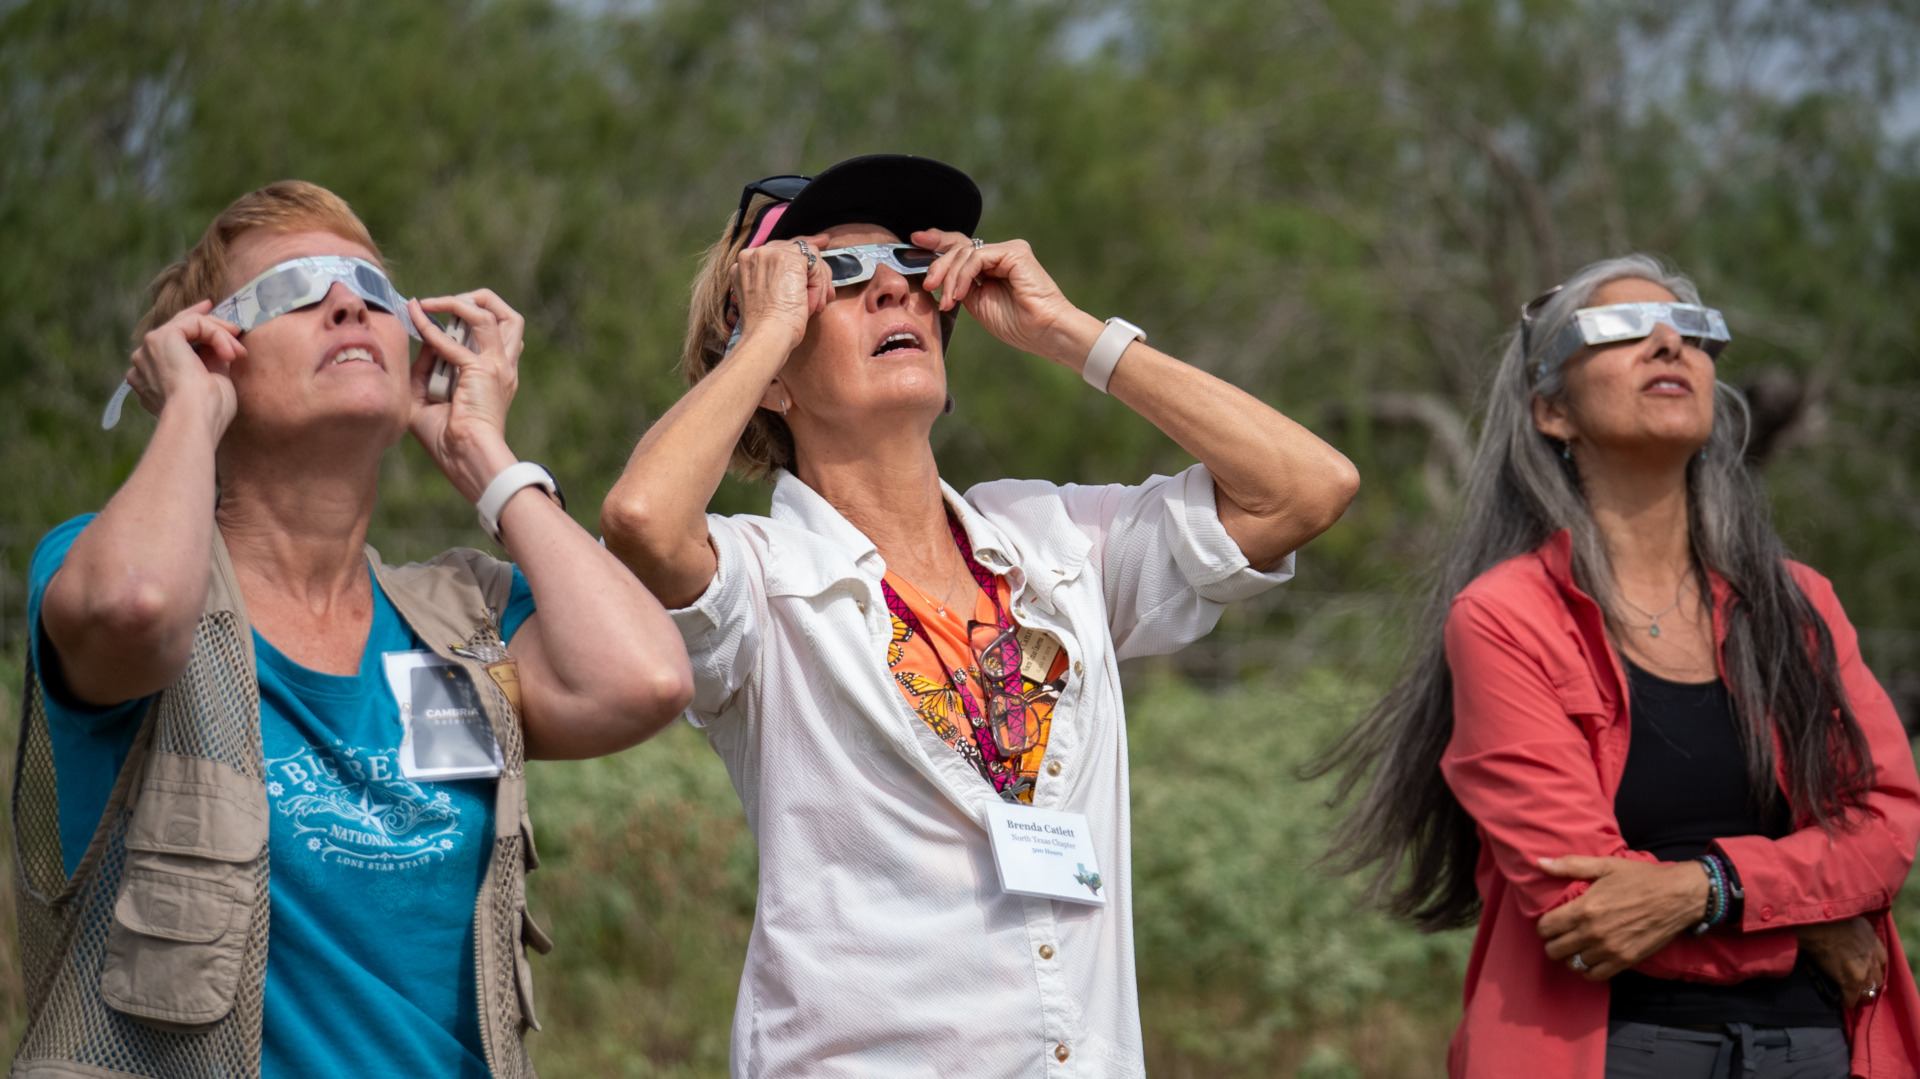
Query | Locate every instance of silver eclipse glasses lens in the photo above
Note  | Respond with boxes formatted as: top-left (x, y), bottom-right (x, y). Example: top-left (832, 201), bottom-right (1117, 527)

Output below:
top-left (212, 256), bottom-right (419, 339)
top-left (820, 244), bottom-right (938, 288)
top-left (1538, 301), bottom-right (1731, 378)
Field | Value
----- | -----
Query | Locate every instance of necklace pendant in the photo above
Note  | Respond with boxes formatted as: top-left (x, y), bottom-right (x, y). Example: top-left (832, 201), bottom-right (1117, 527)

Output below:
top-left (1648, 622), bottom-right (1662, 638)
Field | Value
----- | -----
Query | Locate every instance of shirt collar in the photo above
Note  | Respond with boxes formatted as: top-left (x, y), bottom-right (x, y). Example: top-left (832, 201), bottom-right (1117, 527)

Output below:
top-left (765, 469), bottom-right (1025, 593)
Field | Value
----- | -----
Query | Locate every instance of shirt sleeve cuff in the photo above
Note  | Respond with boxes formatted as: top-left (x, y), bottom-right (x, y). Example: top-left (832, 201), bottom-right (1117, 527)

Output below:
top-left (668, 514), bottom-right (748, 643)
top-left (1165, 463), bottom-right (1296, 603)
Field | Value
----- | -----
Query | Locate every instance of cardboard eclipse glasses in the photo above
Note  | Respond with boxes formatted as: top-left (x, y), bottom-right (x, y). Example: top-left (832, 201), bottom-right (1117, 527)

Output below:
top-left (1536, 301), bottom-right (1732, 378)
top-left (102, 256), bottom-right (418, 429)
top-left (212, 256), bottom-right (420, 340)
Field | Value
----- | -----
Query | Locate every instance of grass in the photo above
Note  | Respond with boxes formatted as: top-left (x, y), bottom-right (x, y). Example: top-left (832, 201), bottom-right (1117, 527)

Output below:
top-left (4, 652), bottom-right (1918, 1076)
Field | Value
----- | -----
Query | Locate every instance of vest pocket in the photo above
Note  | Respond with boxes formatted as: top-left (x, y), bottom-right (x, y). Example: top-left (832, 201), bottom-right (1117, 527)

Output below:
top-left (100, 856), bottom-right (253, 1027)
top-left (514, 909), bottom-right (550, 1032)
top-left (100, 753), bottom-right (266, 1029)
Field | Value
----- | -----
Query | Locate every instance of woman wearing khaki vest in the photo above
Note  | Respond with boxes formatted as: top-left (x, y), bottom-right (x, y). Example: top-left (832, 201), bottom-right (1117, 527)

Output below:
top-left (11, 180), bottom-right (693, 1079)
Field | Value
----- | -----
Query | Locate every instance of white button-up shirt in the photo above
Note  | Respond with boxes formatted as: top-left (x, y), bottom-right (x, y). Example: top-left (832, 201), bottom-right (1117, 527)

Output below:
top-left (672, 463), bottom-right (1292, 1078)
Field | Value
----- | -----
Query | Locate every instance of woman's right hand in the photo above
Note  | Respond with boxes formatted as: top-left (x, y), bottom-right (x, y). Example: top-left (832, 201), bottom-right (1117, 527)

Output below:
top-left (728, 232), bottom-right (833, 351)
top-left (127, 299), bottom-right (246, 434)
top-left (1799, 916), bottom-right (1888, 1007)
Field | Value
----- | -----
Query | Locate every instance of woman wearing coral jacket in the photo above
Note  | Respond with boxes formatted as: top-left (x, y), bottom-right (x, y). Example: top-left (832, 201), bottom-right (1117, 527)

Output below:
top-left (1319, 254), bottom-right (1920, 1077)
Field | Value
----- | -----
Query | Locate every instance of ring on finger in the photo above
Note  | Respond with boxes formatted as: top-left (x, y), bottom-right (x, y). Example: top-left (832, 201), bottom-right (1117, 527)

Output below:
top-left (793, 238), bottom-right (817, 269)
top-left (1569, 954), bottom-right (1589, 973)
top-left (970, 236), bottom-right (985, 249)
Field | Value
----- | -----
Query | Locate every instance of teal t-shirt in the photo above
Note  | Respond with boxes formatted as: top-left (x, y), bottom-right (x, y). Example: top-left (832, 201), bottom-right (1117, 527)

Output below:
top-left (27, 515), bottom-right (536, 1079)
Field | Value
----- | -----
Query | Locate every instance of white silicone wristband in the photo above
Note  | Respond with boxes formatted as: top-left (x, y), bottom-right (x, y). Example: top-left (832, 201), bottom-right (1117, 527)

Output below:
top-left (476, 462), bottom-right (563, 544)
top-left (1082, 317), bottom-right (1146, 394)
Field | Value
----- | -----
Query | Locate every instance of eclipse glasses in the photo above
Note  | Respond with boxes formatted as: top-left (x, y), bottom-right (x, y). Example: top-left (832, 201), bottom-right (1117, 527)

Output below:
top-left (102, 256), bottom-right (418, 429)
top-left (212, 256), bottom-right (419, 339)
top-left (821, 243), bottom-right (937, 287)
top-left (1526, 295), bottom-right (1732, 379)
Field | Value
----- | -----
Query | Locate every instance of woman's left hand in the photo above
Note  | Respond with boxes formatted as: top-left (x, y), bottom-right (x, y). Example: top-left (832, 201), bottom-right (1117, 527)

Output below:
top-left (912, 229), bottom-right (1099, 365)
top-left (1535, 855), bottom-right (1711, 980)
top-left (408, 289), bottom-right (525, 502)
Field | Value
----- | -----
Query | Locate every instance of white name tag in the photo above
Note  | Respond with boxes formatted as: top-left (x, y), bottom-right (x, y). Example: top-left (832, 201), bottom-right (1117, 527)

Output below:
top-left (983, 801), bottom-right (1106, 906)
top-left (383, 650), bottom-right (503, 781)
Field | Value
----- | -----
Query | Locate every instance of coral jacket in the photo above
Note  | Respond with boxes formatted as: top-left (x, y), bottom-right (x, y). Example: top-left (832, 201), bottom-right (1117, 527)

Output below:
top-left (1439, 530), bottom-right (1920, 1078)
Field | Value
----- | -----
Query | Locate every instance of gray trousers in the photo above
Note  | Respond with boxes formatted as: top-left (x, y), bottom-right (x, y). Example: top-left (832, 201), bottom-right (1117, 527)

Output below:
top-left (1604, 1020), bottom-right (1850, 1079)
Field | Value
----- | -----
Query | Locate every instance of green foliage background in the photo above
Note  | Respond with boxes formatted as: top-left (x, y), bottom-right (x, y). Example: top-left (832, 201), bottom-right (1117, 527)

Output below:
top-left (2, 1), bottom-right (1917, 1074)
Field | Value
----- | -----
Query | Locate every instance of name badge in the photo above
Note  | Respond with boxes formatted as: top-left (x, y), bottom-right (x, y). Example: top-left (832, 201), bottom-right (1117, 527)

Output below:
top-left (1014, 624), bottom-right (1062, 682)
top-left (983, 801), bottom-right (1106, 906)
top-left (382, 650), bottom-right (504, 781)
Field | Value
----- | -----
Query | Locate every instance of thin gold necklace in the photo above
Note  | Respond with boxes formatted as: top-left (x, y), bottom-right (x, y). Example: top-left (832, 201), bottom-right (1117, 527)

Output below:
top-left (890, 568), bottom-right (970, 620)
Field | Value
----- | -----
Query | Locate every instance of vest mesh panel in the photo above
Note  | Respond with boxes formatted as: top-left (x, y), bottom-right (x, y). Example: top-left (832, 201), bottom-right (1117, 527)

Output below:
top-left (470, 622), bottom-right (535, 1079)
top-left (13, 611), bottom-right (269, 1078)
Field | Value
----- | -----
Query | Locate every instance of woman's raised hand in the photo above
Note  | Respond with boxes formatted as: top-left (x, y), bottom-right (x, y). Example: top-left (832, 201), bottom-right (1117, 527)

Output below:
top-left (731, 232), bottom-right (833, 350)
top-left (409, 290), bottom-right (525, 502)
top-left (127, 299), bottom-right (247, 434)
top-left (1799, 916), bottom-right (1889, 1007)
top-left (913, 229), bottom-right (1097, 364)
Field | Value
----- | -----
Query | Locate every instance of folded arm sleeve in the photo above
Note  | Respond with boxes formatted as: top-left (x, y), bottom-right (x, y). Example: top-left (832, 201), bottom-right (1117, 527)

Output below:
top-left (1054, 464), bottom-right (1294, 661)
top-left (667, 515), bottom-right (768, 724)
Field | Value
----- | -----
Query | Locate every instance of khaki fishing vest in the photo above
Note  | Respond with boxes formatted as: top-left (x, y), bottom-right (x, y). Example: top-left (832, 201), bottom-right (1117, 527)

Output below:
top-left (10, 535), bottom-right (551, 1079)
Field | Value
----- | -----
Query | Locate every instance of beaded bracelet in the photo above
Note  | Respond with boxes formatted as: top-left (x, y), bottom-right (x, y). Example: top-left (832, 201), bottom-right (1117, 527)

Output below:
top-left (1692, 853), bottom-right (1730, 935)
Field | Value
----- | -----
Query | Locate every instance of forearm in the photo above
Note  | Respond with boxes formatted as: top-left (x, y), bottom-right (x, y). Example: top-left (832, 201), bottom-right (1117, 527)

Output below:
top-left (603, 329), bottom-right (791, 606)
top-left (1044, 312), bottom-right (1358, 568)
top-left (501, 489), bottom-right (693, 758)
top-left (44, 399), bottom-right (225, 702)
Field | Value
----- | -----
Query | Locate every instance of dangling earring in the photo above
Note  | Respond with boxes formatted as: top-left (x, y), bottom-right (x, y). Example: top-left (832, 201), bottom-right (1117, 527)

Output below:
top-left (778, 398), bottom-right (791, 417)
top-left (942, 394), bottom-right (955, 415)
top-left (1560, 440), bottom-right (1573, 462)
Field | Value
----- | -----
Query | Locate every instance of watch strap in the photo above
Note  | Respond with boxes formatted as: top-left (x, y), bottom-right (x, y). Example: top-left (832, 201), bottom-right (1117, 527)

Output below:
top-left (1082, 317), bottom-right (1146, 394)
top-left (476, 462), bottom-right (564, 543)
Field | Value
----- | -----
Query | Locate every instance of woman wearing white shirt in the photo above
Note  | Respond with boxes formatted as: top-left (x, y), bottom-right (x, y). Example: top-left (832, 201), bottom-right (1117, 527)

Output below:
top-left (601, 154), bottom-right (1358, 1076)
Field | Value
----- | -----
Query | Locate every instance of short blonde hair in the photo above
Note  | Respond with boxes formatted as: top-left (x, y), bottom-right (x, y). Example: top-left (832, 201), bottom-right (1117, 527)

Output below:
top-left (135, 180), bottom-right (382, 340)
top-left (679, 196), bottom-right (958, 483)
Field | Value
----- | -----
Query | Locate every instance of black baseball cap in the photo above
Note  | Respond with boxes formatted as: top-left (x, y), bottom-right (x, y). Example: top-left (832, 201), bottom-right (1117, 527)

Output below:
top-left (762, 154), bottom-right (982, 244)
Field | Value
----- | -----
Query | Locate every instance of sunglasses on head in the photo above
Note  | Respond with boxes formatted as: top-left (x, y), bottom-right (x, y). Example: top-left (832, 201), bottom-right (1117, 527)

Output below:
top-left (727, 174), bottom-right (811, 249)
top-left (821, 243), bottom-right (938, 287)
top-left (212, 256), bottom-right (419, 339)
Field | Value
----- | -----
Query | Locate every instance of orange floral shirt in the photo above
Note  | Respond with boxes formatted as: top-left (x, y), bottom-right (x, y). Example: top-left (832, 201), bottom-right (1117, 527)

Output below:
top-left (882, 573), bottom-right (1068, 804)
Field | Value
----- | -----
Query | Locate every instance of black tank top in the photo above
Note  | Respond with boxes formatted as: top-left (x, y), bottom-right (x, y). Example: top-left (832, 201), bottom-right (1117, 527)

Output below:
top-left (1608, 659), bottom-right (1843, 1028)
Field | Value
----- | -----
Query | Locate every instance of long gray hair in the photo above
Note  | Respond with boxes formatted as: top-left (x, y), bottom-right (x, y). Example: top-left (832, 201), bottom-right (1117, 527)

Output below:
top-left (1313, 254), bottom-right (1871, 931)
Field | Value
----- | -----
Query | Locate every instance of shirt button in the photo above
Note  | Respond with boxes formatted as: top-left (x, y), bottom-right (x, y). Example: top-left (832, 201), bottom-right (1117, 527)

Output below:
top-left (1046, 761), bottom-right (1063, 777)
top-left (1054, 1044), bottom-right (1070, 1062)
top-left (1760, 905), bottom-right (1775, 921)
top-left (1072, 661), bottom-right (1084, 677)
top-left (1038, 944), bottom-right (1055, 960)
top-left (1823, 904), bottom-right (1834, 918)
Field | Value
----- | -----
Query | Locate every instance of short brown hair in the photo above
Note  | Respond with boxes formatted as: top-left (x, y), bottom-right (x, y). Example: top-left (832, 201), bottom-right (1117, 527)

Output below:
top-left (679, 196), bottom-right (958, 483)
top-left (134, 180), bottom-right (383, 340)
